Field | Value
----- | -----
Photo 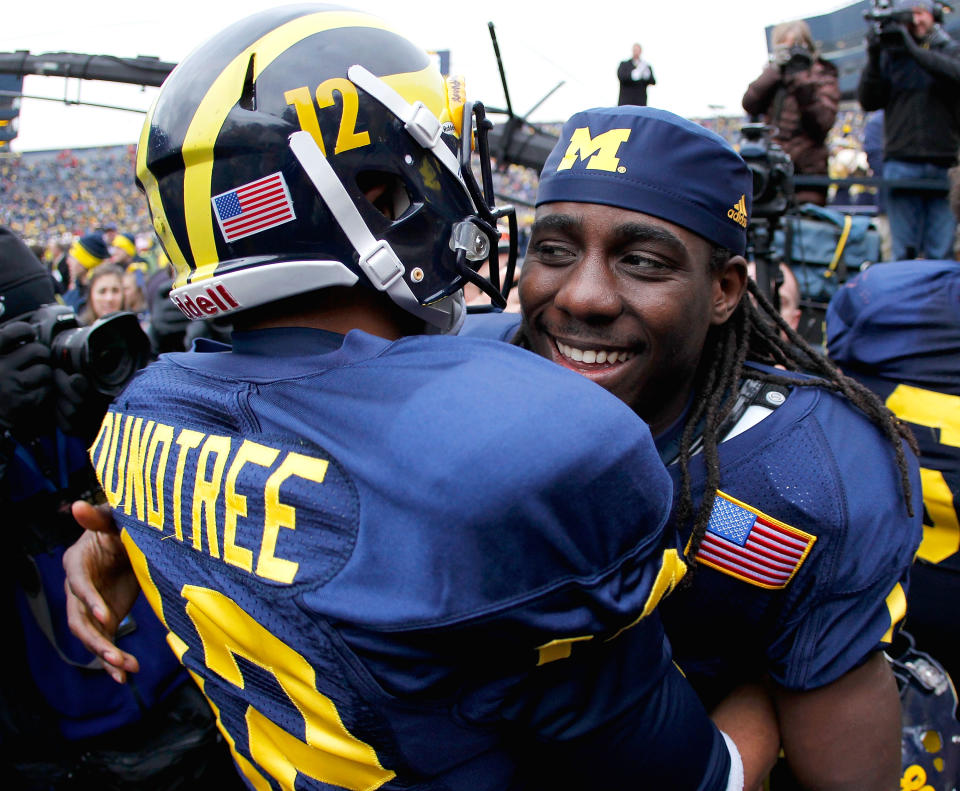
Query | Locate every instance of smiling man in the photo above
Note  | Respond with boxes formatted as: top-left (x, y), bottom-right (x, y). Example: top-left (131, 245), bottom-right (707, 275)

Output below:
top-left (466, 105), bottom-right (923, 790)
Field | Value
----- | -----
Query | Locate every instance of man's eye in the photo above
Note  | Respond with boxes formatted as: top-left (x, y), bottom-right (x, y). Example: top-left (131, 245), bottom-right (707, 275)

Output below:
top-left (531, 241), bottom-right (575, 264)
top-left (622, 253), bottom-right (669, 271)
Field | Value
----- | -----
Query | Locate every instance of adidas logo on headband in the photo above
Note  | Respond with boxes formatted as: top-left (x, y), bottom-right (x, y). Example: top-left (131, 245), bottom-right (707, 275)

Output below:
top-left (727, 195), bottom-right (748, 228)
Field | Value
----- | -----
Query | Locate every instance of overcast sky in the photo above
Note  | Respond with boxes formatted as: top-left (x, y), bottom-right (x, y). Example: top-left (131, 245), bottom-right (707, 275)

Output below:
top-left (5, 0), bottom-right (857, 152)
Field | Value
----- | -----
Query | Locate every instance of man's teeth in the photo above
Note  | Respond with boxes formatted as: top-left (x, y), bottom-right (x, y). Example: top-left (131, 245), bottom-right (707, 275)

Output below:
top-left (556, 341), bottom-right (634, 364)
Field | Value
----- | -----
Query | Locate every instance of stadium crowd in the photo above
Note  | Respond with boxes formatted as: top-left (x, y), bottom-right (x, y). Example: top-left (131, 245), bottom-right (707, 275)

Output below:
top-left (0, 110), bottom-right (884, 265)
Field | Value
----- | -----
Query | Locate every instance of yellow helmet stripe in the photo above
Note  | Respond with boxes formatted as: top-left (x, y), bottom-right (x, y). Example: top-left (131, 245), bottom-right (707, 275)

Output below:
top-left (380, 66), bottom-right (450, 126)
top-left (182, 11), bottom-right (397, 285)
top-left (137, 101), bottom-right (191, 274)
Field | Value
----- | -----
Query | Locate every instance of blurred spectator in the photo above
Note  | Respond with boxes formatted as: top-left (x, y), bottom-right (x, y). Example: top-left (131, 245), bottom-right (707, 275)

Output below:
top-left (862, 110), bottom-right (885, 192)
top-left (46, 236), bottom-right (72, 295)
top-left (617, 43), bottom-right (656, 106)
top-left (862, 110), bottom-right (894, 259)
top-left (144, 276), bottom-right (190, 355)
top-left (828, 142), bottom-right (871, 206)
top-left (62, 232), bottom-right (109, 314)
top-left (79, 262), bottom-right (125, 324)
top-left (858, 0), bottom-right (960, 260)
top-left (742, 20), bottom-right (840, 206)
top-left (99, 222), bottom-right (118, 248)
top-left (122, 265), bottom-right (148, 319)
top-left (747, 260), bottom-right (802, 333)
top-left (108, 233), bottom-right (138, 267)
top-left (133, 233), bottom-right (162, 271)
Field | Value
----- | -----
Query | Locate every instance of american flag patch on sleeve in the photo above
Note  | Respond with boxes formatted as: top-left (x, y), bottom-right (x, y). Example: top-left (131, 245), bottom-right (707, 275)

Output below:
top-left (212, 172), bottom-right (296, 242)
top-left (689, 491), bottom-right (816, 589)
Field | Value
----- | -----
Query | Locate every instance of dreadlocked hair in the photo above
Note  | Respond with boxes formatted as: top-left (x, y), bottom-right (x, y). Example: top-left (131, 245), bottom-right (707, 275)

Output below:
top-left (511, 246), bottom-right (919, 571)
top-left (676, 248), bottom-right (918, 566)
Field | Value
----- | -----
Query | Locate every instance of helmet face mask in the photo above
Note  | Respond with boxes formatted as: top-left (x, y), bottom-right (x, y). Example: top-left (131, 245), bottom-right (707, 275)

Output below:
top-left (137, 4), bottom-right (516, 333)
top-left (889, 632), bottom-right (960, 789)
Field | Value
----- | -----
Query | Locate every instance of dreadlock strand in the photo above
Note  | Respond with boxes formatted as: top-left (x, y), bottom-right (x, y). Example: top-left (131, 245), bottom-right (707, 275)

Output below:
top-left (674, 339), bottom-right (723, 533)
top-left (679, 251), bottom-right (920, 560)
top-left (685, 301), bottom-right (750, 561)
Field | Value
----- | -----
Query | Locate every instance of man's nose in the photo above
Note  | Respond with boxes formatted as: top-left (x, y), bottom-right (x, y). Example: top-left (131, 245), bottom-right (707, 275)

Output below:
top-left (552, 253), bottom-right (623, 321)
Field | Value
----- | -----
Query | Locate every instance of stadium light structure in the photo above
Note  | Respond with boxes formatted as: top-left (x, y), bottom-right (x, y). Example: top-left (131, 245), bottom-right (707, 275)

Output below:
top-left (0, 74), bottom-right (23, 149)
top-left (0, 51), bottom-right (175, 88)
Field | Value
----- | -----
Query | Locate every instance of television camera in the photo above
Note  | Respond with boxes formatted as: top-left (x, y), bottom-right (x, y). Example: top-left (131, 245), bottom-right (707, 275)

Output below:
top-left (736, 123), bottom-right (795, 312)
top-left (864, 0), bottom-right (951, 45)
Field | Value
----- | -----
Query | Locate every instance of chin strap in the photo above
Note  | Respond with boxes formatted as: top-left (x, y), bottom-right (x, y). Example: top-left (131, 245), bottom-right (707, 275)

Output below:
top-left (288, 130), bottom-right (462, 334)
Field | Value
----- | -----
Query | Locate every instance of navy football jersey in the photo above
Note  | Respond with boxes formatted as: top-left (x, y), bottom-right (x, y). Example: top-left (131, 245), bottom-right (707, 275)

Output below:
top-left (460, 311), bottom-right (521, 344)
top-left (656, 364), bottom-right (923, 704)
top-left (828, 260), bottom-right (960, 573)
top-left (91, 327), bottom-right (734, 790)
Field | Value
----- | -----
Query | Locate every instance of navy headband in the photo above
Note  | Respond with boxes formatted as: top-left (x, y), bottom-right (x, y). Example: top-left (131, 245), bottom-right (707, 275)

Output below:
top-left (537, 106), bottom-right (753, 256)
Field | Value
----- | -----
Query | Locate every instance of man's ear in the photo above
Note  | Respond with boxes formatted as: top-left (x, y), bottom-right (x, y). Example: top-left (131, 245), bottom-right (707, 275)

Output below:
top-left (711, 255), bottom-right (748, 325)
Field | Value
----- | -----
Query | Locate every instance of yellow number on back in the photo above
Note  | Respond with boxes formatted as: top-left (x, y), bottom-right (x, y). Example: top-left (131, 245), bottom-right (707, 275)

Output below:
top-left (181, 586), bottom-right (395, 791)
top-left (886, 384), bottom-right (960, 563)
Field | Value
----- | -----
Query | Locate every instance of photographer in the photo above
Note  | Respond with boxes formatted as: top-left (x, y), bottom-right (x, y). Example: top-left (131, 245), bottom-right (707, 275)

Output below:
top-left (858, 0), bottom-right (960, 261)
top-left (742, 20), bottom-right (839, 206)
top-left (0, 226), bottom-right (239, 790)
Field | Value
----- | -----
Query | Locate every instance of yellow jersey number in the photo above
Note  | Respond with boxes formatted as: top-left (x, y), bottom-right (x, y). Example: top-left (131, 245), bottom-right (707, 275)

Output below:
top-left (886, 385), bottom-right (960, 564)
top-left (122, 534), bottom-right (395, 791)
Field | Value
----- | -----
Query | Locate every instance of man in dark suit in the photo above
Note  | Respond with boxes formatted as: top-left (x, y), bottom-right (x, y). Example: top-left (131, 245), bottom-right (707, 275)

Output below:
top-left (617, 43), bottom-right (656, 106)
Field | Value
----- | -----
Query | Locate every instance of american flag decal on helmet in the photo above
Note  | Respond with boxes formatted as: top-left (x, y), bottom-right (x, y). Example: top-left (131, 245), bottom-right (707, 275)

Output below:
top-left (212, 172), bottom-right (296, 242)
top-left (690, 491), bottom-right (816, 589)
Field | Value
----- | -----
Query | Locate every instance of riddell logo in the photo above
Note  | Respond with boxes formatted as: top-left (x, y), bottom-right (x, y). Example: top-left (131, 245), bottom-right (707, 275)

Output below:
top-left (172, 284), bottom-right (240, 318)
top-left (727, 195), bottom-right (748, 228)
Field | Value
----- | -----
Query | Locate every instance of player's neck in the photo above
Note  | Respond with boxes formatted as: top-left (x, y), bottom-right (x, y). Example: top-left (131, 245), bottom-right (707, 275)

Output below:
top-left (238, 286), bottom-right (425, 340)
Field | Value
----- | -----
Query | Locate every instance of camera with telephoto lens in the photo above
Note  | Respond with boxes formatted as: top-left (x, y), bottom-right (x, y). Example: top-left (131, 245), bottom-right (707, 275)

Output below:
top-left (736, 123), bottom-right (794, 221)
top-left (774, 44), bottom-right (814, 76)
top-left (864, 0), bottom-right (916, 45)
top-left (23, 304), bottom-right (151, 396)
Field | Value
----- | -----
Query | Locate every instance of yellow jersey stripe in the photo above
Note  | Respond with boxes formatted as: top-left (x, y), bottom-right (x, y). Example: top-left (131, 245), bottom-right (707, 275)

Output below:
top-left (881, 582), bottom-right (907, 644)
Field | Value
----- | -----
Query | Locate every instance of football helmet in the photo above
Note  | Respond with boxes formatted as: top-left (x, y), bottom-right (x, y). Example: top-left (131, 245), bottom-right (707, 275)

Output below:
top-left (136, 4), bottom-right (516, 333)
top-left (889, 632), bottom-right (960, 791)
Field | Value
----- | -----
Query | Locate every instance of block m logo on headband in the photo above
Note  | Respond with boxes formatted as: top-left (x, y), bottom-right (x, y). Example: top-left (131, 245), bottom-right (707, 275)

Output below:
top-left (557, 127), bottom-right (632, 173)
